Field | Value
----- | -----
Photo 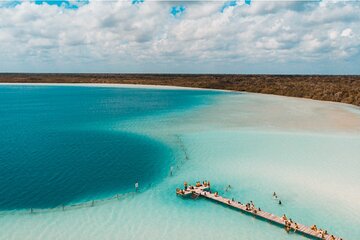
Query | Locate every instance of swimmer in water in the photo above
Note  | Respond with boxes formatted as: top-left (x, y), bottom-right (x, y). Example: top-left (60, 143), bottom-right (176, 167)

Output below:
top-left (273, 192), bottom-right (278, 199)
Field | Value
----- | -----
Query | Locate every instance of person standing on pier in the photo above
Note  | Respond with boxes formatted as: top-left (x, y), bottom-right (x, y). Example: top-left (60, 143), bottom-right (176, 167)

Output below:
top-left (184, 181), bottom-right (188, 190)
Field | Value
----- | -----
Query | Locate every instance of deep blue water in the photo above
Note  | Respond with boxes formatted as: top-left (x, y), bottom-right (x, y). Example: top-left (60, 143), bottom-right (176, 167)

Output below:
top-left (0, 85), bottom-right (219, 210)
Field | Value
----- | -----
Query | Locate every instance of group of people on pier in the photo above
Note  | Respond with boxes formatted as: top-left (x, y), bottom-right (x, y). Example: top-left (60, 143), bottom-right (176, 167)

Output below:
top-left (281, 215), bottom-right (338, 240)
top-left (176, 180), bottom-right (210, 195)
top-left (281, 214), bottom-right (300, 233)
top-left (310, 224), bottom-right (338, 240)
top-left (184, 180), bottom-right (210, 190)
top-left (244, 200), bottom-right (260, 213)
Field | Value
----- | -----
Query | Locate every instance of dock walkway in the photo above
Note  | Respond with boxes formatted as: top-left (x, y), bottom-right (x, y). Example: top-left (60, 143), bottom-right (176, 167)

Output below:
top-left (177, 183), bottom-right (342, 240)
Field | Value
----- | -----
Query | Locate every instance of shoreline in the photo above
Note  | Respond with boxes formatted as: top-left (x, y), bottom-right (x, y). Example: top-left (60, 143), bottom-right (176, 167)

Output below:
top-left (0, 82), bottom-right (212, 91)
top-left (0, 82), bottom-right (234, 94)
top-left (1, 73), bottom-right (359, 106)
top-left (1, 82), bottom-right (360, 111)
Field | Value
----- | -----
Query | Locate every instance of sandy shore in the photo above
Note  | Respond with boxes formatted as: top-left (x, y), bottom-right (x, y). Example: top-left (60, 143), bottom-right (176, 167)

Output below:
top-left (0, 82), bottom-right (225, 92)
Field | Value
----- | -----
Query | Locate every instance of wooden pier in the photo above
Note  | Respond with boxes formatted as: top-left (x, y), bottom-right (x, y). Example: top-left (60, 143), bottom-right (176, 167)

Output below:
top-left (176, 183), bottom-right (342, 240)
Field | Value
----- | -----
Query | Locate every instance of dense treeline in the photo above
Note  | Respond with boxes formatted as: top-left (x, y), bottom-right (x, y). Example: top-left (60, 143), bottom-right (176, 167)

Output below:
top-left (1, 73), bottom-right (360, 106)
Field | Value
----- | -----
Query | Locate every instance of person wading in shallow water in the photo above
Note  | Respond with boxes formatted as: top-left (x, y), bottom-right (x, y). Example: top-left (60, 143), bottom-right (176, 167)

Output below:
top-left (135, 181), bottom-right (139, 192)
top-left (273, 192), bottom-right (278, 199)
top-left (170, 166), bottom-right (174, 176)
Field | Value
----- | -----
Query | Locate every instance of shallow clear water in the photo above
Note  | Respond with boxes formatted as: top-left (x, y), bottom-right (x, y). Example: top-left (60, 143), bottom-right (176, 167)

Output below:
top-left (0, 85), bottom-right (359, 240)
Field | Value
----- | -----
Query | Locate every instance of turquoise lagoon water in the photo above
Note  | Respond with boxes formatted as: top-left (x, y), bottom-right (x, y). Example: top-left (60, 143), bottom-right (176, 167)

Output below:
top-left (0, 85), bottom-right (221, 209)
top-left (0, 84), bottom-right (359, 240)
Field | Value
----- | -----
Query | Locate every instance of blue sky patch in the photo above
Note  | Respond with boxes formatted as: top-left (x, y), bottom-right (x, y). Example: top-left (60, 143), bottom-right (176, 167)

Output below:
top-left (34, 0), bottom-right (89, 9)
top-left (0, 1), bottom-right (21, 8)
top-left (170, 5), bottom-right (185, 17)
top-left (132, 0), bottom-right (144, 5)
top-left (221, 1), bottom-right (237, 13)
top-left (0, 1), bottom-right (85, 9)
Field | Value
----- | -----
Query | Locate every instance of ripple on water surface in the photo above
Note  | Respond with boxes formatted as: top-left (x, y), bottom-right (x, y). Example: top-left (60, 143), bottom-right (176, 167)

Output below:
top-left (0, 130), bottom-right (172, 210)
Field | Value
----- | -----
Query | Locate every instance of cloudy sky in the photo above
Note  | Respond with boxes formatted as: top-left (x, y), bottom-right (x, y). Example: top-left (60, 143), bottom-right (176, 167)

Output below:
top-left (0, 0), bottom-right (359, 74)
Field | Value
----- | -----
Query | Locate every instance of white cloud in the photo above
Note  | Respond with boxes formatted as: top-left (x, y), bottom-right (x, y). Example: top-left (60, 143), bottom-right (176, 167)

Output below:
top-left (0, 1), bottom-right (359, 73)
top-left (341, 28), bottom-right (353, 37)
